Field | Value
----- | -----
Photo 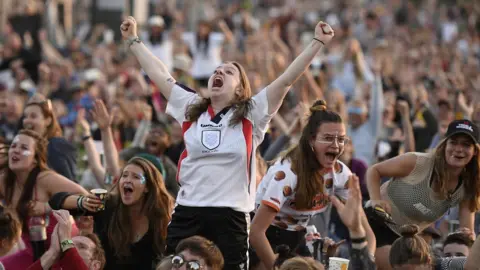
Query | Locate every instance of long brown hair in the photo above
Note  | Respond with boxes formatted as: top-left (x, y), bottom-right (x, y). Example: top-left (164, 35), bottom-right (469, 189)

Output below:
top-left (107, 157), bottom-right (172, 260)
top-left (3, 129), bottom-right (49, 227)
top-left (185, 61), bottom-right (253, 126)
top-left (24, 98), bottom-right (62, 138)
top-left (432, 139), bottom-right (480, 211)
top-left (282, 100), bottom-right (343, 209)
top-left (389, 224), bottom-right (432, 267)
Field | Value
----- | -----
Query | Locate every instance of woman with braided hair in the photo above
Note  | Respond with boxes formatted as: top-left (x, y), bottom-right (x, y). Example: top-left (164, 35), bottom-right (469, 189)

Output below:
top-left (250, 100), bottom-right (375, 270)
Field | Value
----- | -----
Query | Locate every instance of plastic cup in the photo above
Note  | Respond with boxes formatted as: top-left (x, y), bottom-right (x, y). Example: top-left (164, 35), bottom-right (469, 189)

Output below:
top-left (90, 188), bottom-right (107, 210)
top-left (328, 257), bottom-right (349, 270)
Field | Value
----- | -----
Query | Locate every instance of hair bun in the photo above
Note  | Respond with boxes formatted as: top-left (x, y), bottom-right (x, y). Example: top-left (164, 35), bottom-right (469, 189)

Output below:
top-left (399, 224), bottom-right (420, 238)
top-left (310, 100), bottom-right (328, 113)
top-left (275, 244), bottom-right (292, 258)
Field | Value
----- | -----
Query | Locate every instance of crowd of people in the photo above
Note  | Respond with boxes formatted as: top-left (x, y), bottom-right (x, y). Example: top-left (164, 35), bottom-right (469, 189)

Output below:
top-left (1, 0), bottom-right (480, 269)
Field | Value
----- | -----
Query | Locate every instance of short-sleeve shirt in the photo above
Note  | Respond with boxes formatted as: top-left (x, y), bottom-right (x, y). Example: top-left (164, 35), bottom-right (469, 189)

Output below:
top-left (255, 159), bottom-right (351, 231)
top-left (166, 83), bottom-right (274, 213)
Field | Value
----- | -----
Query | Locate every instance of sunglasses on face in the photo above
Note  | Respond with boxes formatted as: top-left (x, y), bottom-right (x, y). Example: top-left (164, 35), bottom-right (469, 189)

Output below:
top-left (171, 255), bottom-right (203, 270)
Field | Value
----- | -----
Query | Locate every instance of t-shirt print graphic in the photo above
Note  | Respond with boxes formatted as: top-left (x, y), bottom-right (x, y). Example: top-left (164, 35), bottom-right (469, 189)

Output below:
top-left (202, 130), bottom-right (221, 150)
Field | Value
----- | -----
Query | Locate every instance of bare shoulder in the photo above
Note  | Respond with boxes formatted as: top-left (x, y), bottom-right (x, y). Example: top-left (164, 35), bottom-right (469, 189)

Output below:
top-left (37, 170), bottom-right (68, 186)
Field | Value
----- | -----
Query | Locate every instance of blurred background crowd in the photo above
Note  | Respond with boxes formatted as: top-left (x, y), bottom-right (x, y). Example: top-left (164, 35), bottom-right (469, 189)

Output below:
top-left (1, 0), bottom-right (480, 267)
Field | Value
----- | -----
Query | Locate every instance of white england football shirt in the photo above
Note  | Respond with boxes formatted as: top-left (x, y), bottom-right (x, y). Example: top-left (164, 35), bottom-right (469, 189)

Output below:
top-left (166, 83), bottom-right (274, 212)
top-left (255, 159), bottom-right (351, 231)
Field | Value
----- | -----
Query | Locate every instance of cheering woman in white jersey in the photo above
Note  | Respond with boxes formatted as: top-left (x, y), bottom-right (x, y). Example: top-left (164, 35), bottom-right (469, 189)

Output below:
top-left (366, 119), bottom-right (480, 270)
top-left (120, 17), bottom-right (335, 269)
top-left (250, 100), bottom-right (375, 269)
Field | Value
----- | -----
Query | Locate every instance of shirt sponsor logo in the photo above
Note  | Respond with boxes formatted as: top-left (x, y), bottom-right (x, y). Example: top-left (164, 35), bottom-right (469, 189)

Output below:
top-left (201, 123), bottom-right (223, 128)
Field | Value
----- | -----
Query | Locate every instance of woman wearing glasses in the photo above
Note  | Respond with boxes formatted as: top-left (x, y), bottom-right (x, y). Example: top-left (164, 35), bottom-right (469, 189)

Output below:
top-left (20, 94), bottom-right (77, 180)
top-left (249, 100), bottom-right (375, 270)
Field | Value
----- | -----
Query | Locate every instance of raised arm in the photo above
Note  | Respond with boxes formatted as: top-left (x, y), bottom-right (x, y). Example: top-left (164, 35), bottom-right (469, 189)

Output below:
top-left (265, 21), bottom-right (334, 115)
top-left (76, 109), bottom-right (106, 185)
top-left (40, 171), bottom-right (88, 197)
top-left (366, 152), bottom-right (417, 212)
top-left (91, 100), bottom-right (121, 179)
top-left (121, 16), bottom-right (176, 100)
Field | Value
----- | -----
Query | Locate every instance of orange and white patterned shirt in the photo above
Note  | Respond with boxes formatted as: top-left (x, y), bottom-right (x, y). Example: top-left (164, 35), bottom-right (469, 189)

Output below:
top-left (255, 159), bottom-right (351, 231)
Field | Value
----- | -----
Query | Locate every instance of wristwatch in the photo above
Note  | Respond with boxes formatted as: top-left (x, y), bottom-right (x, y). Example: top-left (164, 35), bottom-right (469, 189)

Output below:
top-left (61, 239), bottom-right (74, 252)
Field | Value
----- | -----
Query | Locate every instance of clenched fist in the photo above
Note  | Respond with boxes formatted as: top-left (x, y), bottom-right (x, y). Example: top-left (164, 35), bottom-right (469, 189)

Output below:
top-left (120, 16), bottom-right (138, 40)
top-left (314, 21), bottom-right (334, 45)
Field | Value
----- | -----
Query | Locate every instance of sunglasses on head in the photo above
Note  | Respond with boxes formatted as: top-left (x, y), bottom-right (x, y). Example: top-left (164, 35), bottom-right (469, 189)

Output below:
top-left (171, 255), bottom-right (203, 270)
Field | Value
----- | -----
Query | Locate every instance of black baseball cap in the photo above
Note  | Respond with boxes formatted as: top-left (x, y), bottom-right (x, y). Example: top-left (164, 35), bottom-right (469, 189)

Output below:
top-left (445, 119), bottom-right (479, 144)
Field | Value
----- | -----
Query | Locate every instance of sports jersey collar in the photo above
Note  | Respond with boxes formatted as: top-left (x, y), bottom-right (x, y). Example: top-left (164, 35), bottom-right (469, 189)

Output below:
top-left (207, 105), bottom-right (231, 124)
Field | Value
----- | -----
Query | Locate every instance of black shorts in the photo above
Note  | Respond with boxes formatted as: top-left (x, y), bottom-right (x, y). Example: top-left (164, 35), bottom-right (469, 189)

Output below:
top-left (166, 205), bottom-right (249, 270)
top-left (366, 213), bottom-right (399, 247)
top-left (249, 224), bottom-right (310, 268)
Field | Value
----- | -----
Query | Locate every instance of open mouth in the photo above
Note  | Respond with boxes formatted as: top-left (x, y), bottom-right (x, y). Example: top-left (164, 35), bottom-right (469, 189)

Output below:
top-left (452, 155), bottom-right (465, 160)
top-left (123, 184), bottom-right (134, 196)
top-left (11, 156), bottom-right (20, 162)
top-left (325, 152), bottom-right (339, 162)
top-left (212, 76), bottom-right (223, 88)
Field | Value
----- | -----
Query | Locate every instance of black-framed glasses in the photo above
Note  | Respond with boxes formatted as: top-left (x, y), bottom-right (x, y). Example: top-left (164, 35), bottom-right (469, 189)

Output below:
top-left (171, 255), bottom-right (203, 270)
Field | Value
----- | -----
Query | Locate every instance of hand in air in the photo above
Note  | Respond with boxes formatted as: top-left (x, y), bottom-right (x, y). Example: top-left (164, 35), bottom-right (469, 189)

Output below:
top-left (90, 99), bottom-right (112, 131)
top-left (331, 174), bottom-right (363, 230)
top-left (120, 16), bottom-right (138, 40)
top-left (314, 21), bottom-right (334, 45)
